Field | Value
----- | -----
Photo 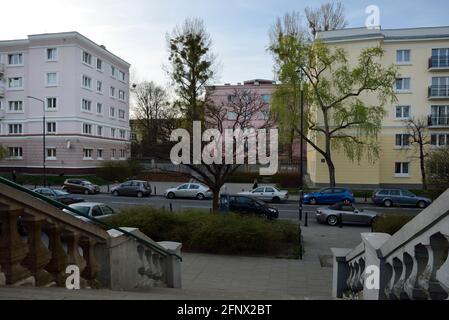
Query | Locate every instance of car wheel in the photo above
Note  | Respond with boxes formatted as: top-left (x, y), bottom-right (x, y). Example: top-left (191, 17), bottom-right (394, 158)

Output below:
top-left (113, 190), bottom-right (119, 196)
top-left (196, 193), bottom-right (205, 200)
top-left (383, 199), bottom-right (393, 207)
top-left (137, 191), bottom-right (143, 198)
top-left (417, 201), bottom-right (427, 209)
top-left (272, 197), bottom-right (281, 204)
top-left (327, 215), bottom-right (339, 226)
top-left (309, 198), bottom-right (318, 205)
top-left (167, 192), bottom-right (175, 199)
top-left (84, 189), bottom-right (90, 195)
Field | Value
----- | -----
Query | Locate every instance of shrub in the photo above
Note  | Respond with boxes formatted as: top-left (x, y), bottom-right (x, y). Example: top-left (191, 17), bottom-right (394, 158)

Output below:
top-left (97, 160), bottom-right (142, 183)
top-left (104, 206), bottom-right (300, 256)
top-left (372, 214), bottom-right (414, 235)
top-left (227, 172), bottom-right (302, 188)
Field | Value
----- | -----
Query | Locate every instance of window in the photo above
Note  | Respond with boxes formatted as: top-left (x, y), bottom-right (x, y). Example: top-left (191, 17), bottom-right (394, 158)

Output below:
top-left (228, 95), bottom-right (236, 103)
top-left (111, 128), bottom-right (116, 138)
top-left (83, 148), bottom-right (93, 159)
top-left (8, 147), bottom-right (23, 159)
top-left (227, 112), bottom-right (237, 120)
top-left (97, 149), bottom-right (103, 160)
top-left (46, 72), bottom-right (58, 86)
top-left (46, 97), bottom-right (57, 110)
top-left (111, 149), bottom-right (117, 159)
top-left (119, 129), bottom-right (126, 139)
top-left (395, 105), bottom-right (410, 119)
top-left (82, 99), bottom-right (92, 112)
top-left (82, 75), bottom-right (92, 89)
top-left (96, 58), bottom-right (103, 70)
top-left (119, 109), bottom-right (125, 119)
top-left (397, 50), bottom-right (411, 64)
top-left (118, 90), bottom-right (125, 101)
top-left (110, 65), bottom-right (116, 77)
top-left (120, 149), bottom-right (126, 159)
top-left (46, 48), bottom-right (58, 61)
top-left (96, 80), bottom-right (102, 93)
top-left (259, 111), bottom-right (269, 120)
top-left (110, 107), bottom-right (115, 118)
top-left (430, 105), bottom-right (449, 125)
top-left (8, 53), bottom-right (23, 65)
top-left (110, 86), bottom-right (115, 98)
top-left (119, 70), bottom-right (126, 81)
top-left (395, 134), bottom-right (410, 147)
top-left (8, 77), bottom-right (23, 89)
top-left (431, 77), bottom-right (449, 97)
top-left (431, 134), bottom-right (449, 147)
top-left (97, 126), bottom-right (103, 136)
top-left (46, 148), bottom-right (57, 160)
top-left (47, 122), bottom-right (57, 133)
top-left (96, 103), bottom-right (103, 114)
top-left (8, 124), bottom-right (22, 134)
top-left (395, 162), bottom-right (409, 176)
top-left (82, 51), bottom-right (92, 65)
top-left (8, 101), bottom-right (23, 112)
top-left (83, 123), bottom-right (92, 135)
top-left (431, 48), bottom-right (449, 68)
top-left (396, 78), bottom-right (411, 92)
top-left (262, 94), bottom-right (270, 103)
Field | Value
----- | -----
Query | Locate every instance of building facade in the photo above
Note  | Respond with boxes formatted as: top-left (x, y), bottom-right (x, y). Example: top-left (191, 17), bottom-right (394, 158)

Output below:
top-left (0, 32), bottom-right (131, 174)
top-left (308, 26), bottom-right (449, 188)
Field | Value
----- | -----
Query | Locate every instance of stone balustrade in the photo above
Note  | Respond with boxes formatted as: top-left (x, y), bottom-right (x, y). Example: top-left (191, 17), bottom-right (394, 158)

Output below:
top-left (332, 189), bottom-right (449, 300)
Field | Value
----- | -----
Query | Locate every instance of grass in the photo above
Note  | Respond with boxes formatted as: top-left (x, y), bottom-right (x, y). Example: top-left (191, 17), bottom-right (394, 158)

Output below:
top-left (372, 214), bottom-right (414, 235)
top-left (104, 206), bottom-right (301, 258)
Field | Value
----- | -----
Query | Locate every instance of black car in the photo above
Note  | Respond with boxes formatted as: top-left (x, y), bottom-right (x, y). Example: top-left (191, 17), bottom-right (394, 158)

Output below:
top-left (33, 188), bottom-right (85, 205)
top-left (221, 194), bottom-right (279, 220)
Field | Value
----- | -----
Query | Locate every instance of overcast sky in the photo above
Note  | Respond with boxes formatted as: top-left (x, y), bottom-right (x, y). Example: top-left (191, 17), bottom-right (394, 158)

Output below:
top-left (1, 0), bottom-right (449, 86)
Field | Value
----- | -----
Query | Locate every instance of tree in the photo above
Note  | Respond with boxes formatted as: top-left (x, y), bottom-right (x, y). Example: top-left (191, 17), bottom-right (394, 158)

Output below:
top-left (305, 1), bottom-right (347, 39)
top-left (166, 18), bottom-right (217, 124)
top-left (426, 146), bottom-right (449, 191)
top-left (404, 117), bottom-right (431, 190)
top-left (269, 36), bottom-right (398, 187)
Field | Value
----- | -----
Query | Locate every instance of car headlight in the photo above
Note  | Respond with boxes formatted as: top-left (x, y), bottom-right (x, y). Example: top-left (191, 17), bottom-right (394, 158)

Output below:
top-left (269, 208), bottom-right (277, 212)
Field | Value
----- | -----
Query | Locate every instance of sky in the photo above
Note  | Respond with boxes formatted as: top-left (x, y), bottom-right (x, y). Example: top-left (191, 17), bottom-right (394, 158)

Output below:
top-left (1, 0), bottom-right (449, 87)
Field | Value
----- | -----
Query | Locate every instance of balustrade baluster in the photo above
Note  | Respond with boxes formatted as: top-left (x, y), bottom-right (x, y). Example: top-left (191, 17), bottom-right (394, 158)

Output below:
top-left (44, 224), bottom-right (68, 286)
top-left (63, 231), bottom-right (87, 287)
top-left (80, 238), bottom-right (100, 288)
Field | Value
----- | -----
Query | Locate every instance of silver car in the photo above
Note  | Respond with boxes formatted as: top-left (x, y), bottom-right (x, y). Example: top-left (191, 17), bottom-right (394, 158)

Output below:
top-left (164, 183), bottom-right (212, 200)
top-left (316, 203), bottom-right (378, 226)
top-left (238, 186), bottom-right (289, 203)
top-left (63, 202), bottom-right (116, 222)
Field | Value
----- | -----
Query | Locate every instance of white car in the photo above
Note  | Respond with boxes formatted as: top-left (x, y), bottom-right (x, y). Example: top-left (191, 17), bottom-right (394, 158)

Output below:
top-left (63, 202), bottom-right (116, 222)
top-left (239, 186), bottom-right (289, 203)
top-left (164, 183), bottom-right (212, 200)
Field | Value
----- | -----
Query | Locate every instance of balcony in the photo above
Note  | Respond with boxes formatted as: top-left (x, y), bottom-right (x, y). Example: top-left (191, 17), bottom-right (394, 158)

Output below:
top-left (428, 85), bottom-right (449, 99)
top-left (428, 115), bottom-right (449, 127)
top-left (429, 56), bottom-right (449, 70)
top-left (0, 80), bottom-right (5, 99)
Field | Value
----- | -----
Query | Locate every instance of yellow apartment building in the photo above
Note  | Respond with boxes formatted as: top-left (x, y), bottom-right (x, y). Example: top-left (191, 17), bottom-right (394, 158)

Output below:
top-left (308, 26), bottom-right (449, 189)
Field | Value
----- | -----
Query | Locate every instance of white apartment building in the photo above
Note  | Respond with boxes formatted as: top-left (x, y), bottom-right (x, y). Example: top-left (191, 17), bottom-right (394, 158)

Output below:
top-left (0, 32), bottom-right (131, 174)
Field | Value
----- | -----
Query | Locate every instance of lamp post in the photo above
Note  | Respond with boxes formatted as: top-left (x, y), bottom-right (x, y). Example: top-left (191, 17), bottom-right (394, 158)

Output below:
top-left (297, 68), bottom-right (305, 227)
top-left (27, 96), bottom-right (46, 187)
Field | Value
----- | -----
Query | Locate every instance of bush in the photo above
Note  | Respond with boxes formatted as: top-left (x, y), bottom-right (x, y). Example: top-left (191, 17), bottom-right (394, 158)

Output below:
top-left (104, 206), bottom-right (300, 257)
top-left (228, 172), bottom-right (301, 188)
top-left (97, 160), bottom-right (142, 183)
top-left (372, 214), bottom-right (414, 235)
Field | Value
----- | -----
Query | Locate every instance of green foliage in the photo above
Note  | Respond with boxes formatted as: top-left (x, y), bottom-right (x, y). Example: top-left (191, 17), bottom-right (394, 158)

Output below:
top-left (0, 145), bottom-right (6, 160)
top-left (426, 147), bottom-right (449, 192)
top-left (105, 207), bottom-right (300, 257)
top-left (96, 160), bottom-right (142, 183)
top-left (372, 214), bottom-right (414, 235)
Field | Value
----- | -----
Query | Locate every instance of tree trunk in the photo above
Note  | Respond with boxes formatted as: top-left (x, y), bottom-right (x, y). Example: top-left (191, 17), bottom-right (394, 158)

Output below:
top-left (212, 188), bottom-right (220, 213)
top-left (420, 144), bottom-right (427, 190)
top-left (327, 157), bottom-right (336, 187)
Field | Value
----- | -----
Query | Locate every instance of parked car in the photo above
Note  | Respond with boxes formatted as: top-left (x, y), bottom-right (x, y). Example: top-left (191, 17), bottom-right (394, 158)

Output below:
top-left (63, 202), bottom-right (116, 222)
top-left (316, 202), bottom-right (379, 226)
top-left (238, 186), bottom-right (289, 203)
top-left (164, 183), bottom-right (212, 200)
top-left (33, 188), bottom-right (85, 205)
top-left (303, 188), bottom-right (355, 205)
top-left (221, 194), bottom-right (279, 220)
top-left (372, 189), bottom-right (431, 208)
top-left (62, 179), bottom-right (100, 195)
top-left (111, 180), bottom-right (152, 198)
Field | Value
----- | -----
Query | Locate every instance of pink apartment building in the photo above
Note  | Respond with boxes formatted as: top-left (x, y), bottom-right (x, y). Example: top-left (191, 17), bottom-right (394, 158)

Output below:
top-left (0, 32), bottom-right (131, 174)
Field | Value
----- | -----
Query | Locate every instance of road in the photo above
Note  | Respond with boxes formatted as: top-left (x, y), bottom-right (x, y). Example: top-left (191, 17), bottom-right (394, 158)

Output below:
top-left (77, 193), bottom-right (423, 220)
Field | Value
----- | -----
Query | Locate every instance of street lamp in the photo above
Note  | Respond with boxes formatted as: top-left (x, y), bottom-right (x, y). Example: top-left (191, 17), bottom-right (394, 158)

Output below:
top-left (297, 68), bottom-right (305, 226)
top-left (27, 96), bottom-right (46, 187)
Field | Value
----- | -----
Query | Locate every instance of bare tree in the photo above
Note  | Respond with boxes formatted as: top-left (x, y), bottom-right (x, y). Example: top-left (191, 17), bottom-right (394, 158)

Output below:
top-left (305, 1), bottom-right (348, 38)
top-left (404, 117), bottom-right (432, 190)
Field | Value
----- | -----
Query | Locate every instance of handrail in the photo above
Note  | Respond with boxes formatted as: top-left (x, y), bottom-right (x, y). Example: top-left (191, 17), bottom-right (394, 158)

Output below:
top-left (0, 177), bottom-right (182, 261)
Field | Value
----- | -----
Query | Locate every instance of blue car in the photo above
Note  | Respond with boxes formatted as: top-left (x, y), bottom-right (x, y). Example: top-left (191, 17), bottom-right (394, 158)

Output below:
top-left (303, 188), bottom-right (355, 205)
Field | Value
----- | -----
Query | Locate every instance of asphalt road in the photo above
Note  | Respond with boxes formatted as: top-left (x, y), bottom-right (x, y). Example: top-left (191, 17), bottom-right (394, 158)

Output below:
top-left (77, 193), bottom-right (423, 220)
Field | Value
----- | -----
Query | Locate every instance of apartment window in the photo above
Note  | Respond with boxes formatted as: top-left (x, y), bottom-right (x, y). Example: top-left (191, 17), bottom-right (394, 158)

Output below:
top-left (119, 129), bottom-right (126, 139)
top-left (8, 101), bottom-right (23, 112)
top-left (228, 95), bottom-right (236, 103)
top-left (431, 77), bottom-right (449, 97)
top-left (111, 128), bottom-right (116, 138)
top-left (395, 134), bottom-right (410, 147)
top-left (46, 97), bottom-right (57, 110)
top-left (259, 111), bottom-right (269, 120)
top-left (96, 103), bottom-right (103, 114)
top-left (110, 107), bottom-right (115, 118)
top-left (83, 148), bottom-right (93, 160)
top-left (430, 105), bottom-right (449, 125)
top-left (262, 94), bottom-right (270, 103)
top-left (46, 48), bottom-right (58, 61)
top-left (8, 77), bottom-right (23, 89)
top-left (82, 51), bottom-right (92, 65)
top-left (120, 149), bottom-right (126, 159)
top-left (396, 78), bottom-right (411, 92)
top-left (431, 134), bottom-right (449, 147)
top-left (8, 124), bottom-right (23, 134)
top-left (96, 80), bottom-right (103, 93)
top-left (119, 70), bottom-right (126, 81)
top-left (395, 105), bottom-right (410, 119)
top-left (431, 48), bottom-right (449, 68)
top-left (110, 86), bottom-right (116, 98)
top-left (97, 149), bottom-right (103, 160)
top-left (82, 99), bottom-right (92, 112)
top-left (8, 53), bottom-right (23, 65)
top-left (110, 65), bottom-right (116, 77)
top-left (96, 58), bottom-right (103, 70)
top-left (47, 122), bottom-right (57, 134)
top-left (119, 109), bottom-right (125, 119)
top-left (83, 123), bottom-right (92, 135)
top-left (111, 149), bottom-right (117, 159)
top-left (82, 75), bottom-right (92, 89)
top-left (8, 147), bottom-right (23, 159)
top-left (227, 112), bottom-right (237, 120)
top-left (46, 72), bottom-right (58, 86)
top-left (118, 90), bottom-right (125, 101)
top-left (97, 126), bottom-right (103, 136)
top-left (395, 162), bottom-right (410, 176)
top-left (46, 148), bottom-right (57, 160)
top-left (396, 50), bottom-right (411, 64)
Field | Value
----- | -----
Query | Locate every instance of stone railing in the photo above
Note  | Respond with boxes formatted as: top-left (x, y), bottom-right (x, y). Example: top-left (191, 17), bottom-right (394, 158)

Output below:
top-left (0, 178), bottom-right (182, 290)
top-left (332, 189), bottom-right (449, 300)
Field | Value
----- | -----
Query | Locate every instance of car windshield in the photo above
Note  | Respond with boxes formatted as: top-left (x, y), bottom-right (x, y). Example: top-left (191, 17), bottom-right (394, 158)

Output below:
top-left (53, 190), bottom-right (69, 196)
top-left (70, 206), bottom-right (90, 215)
